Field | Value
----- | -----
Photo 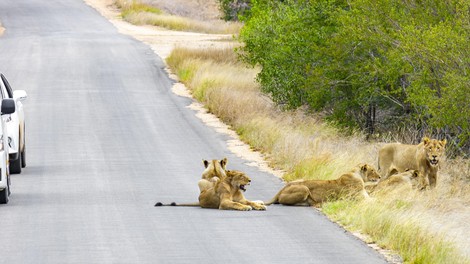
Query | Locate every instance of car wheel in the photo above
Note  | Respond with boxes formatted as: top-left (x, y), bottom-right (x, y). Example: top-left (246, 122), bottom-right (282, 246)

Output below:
top-left (10, 133), bottom-right (22, 174)
top-left (21, 126), bottom-right (26, 168)
top-left (0, 178), bottom-right (9, 204)
top-left (21, 145), bottom-right (26, 168)
top-left (10, 152), bottom-right (21, 174)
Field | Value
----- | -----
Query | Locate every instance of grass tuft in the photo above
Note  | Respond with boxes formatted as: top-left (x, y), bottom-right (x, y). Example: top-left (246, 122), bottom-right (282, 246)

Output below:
top-left (114, 0), bottom-right (242, 34)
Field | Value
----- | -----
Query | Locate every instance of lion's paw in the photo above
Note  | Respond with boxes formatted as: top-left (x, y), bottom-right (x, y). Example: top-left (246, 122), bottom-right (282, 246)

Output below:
top-left (252, 203), bottom-right (267, 210)
top-left (240, 206), bottom-right (252, 211)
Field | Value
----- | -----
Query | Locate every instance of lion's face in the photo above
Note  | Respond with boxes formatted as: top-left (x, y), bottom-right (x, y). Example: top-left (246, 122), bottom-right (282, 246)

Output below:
top-left (361, 164), bottom-right (381, 182)
top-left (229, 171), bottom-right (251, 192)
top-left (423, 137), bottom-right (446, 167)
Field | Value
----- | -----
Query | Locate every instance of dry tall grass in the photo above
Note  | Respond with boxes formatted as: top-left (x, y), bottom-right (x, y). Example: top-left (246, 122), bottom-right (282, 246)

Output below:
top-left (167, 46), bottom-right (470, 263)
top-left (114, 0), bottom-right (242, 34)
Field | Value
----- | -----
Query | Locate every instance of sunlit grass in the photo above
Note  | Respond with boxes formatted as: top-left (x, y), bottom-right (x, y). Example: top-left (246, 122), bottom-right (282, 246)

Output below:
top-left (114, 0), bottom-right (242, 34)
top-left (323, 190), bottom-right (467, 264)
top-left (166, 45), bottom-right (470, 263)
top-left (115, 0), bottom-right (162, 16)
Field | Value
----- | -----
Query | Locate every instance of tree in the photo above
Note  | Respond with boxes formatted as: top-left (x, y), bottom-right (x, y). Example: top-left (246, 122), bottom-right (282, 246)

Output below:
top-left (239, 0), bottom-right (470, 153)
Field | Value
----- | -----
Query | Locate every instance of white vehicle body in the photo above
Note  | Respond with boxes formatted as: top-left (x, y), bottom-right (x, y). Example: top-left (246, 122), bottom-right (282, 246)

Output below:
top-left (0, 73), bottom-right (27, 174)
top-left (0, 98), bottom-right (16, 204)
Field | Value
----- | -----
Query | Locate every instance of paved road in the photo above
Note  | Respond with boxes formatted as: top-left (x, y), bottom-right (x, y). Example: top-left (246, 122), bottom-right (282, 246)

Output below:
top-left (0, 0), bottom-right (388, 263)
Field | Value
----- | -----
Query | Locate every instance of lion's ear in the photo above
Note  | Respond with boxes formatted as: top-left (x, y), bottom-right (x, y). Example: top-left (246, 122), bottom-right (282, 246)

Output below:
top-left (361, 164), bottom-right (368, 171)
top-left (220, 158), bottom-right (228, 169)
top-left (422, 137), bottom-right (430, 145)
top-left (440, 139), bottom-right (447, 147)
top-left (203, 160), bottom-right (210, 168)
top-left (389, 168), bottom-right (399, 176)
top-left (411, 170), bottom-right (419, 178)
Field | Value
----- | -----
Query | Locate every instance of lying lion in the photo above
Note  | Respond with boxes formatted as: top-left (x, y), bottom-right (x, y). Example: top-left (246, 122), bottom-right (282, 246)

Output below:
top-left (198, 158), bottom-right (227, 192)
top-left (265, 164), bottom-right (381, 207)
top-left (378, 137), bottom-right (446, 188)
top-left (155, 170), bottom-right (266, 211)
top-left (366, 169), bottom-right (429, 194)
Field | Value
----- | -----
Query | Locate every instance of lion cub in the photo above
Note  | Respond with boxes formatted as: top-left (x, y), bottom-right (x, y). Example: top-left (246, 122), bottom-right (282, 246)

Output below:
top-left (155, 170), bottom-right (266, 211)
top-left (198, 158), bottom-right (228, 193)
top-left (265, 164), bottom-right (381, 207)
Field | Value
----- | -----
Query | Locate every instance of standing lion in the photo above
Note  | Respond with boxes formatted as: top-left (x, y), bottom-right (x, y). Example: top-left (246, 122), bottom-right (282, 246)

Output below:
top-left (378, 137), bottom-right (446, 188)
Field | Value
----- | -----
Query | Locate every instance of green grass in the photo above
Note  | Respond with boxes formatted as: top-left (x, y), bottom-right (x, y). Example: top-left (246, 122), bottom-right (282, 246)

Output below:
top-left (323, 199), bottom-right (466, 264)
top-left (115, 0), bottom-right (162, 17)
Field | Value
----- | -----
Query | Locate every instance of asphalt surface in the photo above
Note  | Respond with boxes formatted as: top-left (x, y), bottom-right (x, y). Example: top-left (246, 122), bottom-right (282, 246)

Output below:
top-left (0, 0), bottom-right (389, 263)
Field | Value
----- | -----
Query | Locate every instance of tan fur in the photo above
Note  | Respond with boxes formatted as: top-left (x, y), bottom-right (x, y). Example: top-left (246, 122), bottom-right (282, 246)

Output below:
top-left (367, 169), bottom-right (429, 194)
top-left (378, 137), bottom-right (446, 188)
top-left (198, 158), bottom-right (227, 192)
top-left (265, 164), bottom-right (381, 207)
top-left (156, 170), bottom-right (266, 211)
top-left (199, 170), bottom-right (266, 210)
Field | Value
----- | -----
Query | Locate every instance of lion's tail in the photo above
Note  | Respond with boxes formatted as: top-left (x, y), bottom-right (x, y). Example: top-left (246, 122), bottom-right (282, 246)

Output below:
top-left (154, 202), bottom-right (200, 207)
top-left (264, 191), bottom-right (281, 206)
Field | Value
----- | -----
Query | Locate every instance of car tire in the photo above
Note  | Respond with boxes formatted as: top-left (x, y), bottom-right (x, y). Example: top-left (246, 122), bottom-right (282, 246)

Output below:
top-left (21, 145), bottom-right (26, 168)
top-left (21, 126), bottom-right (26, 168)
top-left (10, 132), bottom-right (22, 174)
top-left (0, 179), bottom-right (9, 204)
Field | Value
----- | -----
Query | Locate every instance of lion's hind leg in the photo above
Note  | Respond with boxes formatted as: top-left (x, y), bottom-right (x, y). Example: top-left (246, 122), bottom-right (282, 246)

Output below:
top-left (278, 185), bottom-right (315, 206)
top-left (198, 179), bottom-right (215, 193)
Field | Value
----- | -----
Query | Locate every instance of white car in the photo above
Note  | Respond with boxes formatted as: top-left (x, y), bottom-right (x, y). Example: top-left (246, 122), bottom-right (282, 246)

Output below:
top-left (0, 98), bottom-right (16, 204)
top-left (0, 73), bottom-right (27, 174)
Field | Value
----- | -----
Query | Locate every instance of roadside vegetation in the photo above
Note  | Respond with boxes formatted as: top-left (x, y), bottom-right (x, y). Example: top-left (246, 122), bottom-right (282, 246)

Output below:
top-left (239, 0), bottom-right (470, 155)
top-left (113, 0), bottom-right (470, 263)
top-left (114, 0), bottom-right (241, 34)
top-left (167, 46), bottom-right (470, 263)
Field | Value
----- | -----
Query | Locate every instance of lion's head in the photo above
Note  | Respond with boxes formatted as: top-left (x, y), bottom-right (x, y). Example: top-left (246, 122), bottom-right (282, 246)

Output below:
top-left (359, 164), bottom-right (381, 182)
top-left (422, 137), bottom-right (446, 167)
top-left (227, 170), bottom-right (251, 192)
top-left (202, 158), bottom-right (228, 180)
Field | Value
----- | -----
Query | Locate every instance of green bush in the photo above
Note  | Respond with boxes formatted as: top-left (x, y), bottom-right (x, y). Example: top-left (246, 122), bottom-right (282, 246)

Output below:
top-left (217, 0), bottom-right (251, 21)
top-left (239, 0), bottom-right (470, 154)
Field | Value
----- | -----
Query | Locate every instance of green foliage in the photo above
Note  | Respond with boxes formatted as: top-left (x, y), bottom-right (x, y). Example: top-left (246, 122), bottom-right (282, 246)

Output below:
top-left (217, 0), bottom-right (251, 21)
top-left (239, 0), bottom-right (470, 153)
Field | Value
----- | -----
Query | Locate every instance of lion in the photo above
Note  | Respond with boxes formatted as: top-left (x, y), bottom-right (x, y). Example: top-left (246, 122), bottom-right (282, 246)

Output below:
top-left (155, 170), bottom-right (267, 211)
top-left (367, 169), bottom-right (429, 194)
top-left (264, 164), bottom-right (381, 207)
top-left (198, 158), bottom-right (227, 193)
top-left (378, 137), bottom-right (446, 188)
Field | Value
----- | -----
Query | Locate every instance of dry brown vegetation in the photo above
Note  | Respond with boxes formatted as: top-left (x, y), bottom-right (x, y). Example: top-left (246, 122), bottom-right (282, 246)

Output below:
top-left (115, 0), bottom-right (241, 34)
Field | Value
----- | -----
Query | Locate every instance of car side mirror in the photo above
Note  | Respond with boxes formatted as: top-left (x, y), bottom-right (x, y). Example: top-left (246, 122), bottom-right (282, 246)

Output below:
top-left (13, 90), bottom-right (27, 102)
top-left (1, 98), bottom-right (16, 115)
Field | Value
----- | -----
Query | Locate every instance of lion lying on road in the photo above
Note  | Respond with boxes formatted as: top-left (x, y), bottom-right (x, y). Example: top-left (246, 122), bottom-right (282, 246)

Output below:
top-left (378, 137), bottom-right (446, 188)
top-left (265, 164), bottom-right (381, 207)
top-left (198, 158), bottom-right (227, 192)
top-left (155, 170), bottom-right (266, 211)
